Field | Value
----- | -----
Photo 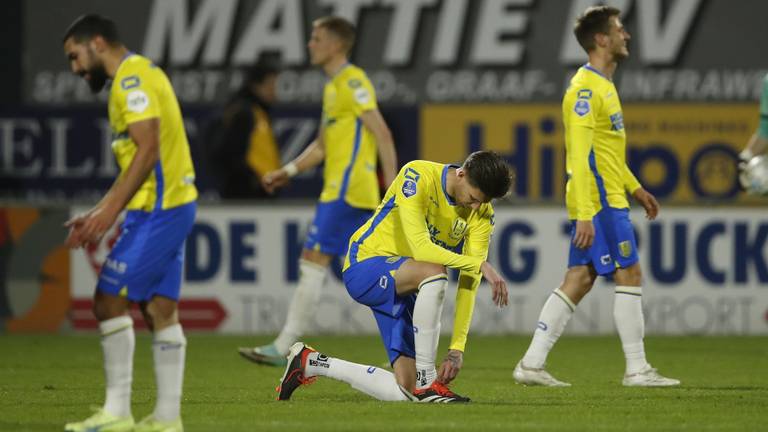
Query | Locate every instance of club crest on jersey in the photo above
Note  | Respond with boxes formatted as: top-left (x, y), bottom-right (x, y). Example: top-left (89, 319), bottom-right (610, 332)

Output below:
top-left (449, 218), bottom-right (468, 240)
top-left (619, 240), bottom-right (632, 257)
top-left (574, 99), bottom-right (590, 117)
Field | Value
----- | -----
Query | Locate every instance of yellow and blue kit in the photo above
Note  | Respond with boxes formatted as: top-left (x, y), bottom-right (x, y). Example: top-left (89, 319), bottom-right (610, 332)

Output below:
top-left (343, 161), bottom-right (494, 362)
top-left (563, 64), bottom-right (640, 275)
top-left (97, 53), bottom-right (196, 302)
top-left (305, 64), bottom-right (381, 256)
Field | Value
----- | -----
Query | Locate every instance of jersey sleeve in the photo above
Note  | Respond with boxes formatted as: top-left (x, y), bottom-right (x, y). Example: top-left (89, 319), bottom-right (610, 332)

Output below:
top-left (114, 65), bottom-right (161, 125)
top-left (344, 72), bottom-right (378, 117)
top-left (622, 164), bottom-right (642, 194)
top-left (449, 207), bottom-right (494, 352)
top-left (396, 165), bottom-right (484, 273)
top-left (759, 74), bottom-right (768, 139)
top-left (566, 87), bottom-right (600, 220)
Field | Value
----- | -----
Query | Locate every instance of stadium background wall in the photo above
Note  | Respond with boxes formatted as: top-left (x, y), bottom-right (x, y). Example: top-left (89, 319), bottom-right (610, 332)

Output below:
top-left (2, 0), bottom-right (768, 335)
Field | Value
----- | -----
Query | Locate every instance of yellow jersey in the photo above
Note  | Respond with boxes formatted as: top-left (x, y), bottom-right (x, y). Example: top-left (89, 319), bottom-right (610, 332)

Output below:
top-left (345, 160), bottom-right (495, 351)
top-left (108, 54), bottom-right (197, 211)
top-left (319, 64), bottom-right (380, 209)
top-left (562, 64), bottom-right (641, 220)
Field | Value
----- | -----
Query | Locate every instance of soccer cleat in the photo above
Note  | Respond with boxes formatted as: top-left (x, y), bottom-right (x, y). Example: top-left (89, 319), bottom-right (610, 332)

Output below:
top-left (412, 381), bottom-right (471, 403)
top-left (513, 361), bottom-right (571, 387)
top-left (132, 415), bottom-right (183, 432)
top-left (64, 407), bottom-right (134, 432)
top-left (622, 365), bottom-right (680, 387)
top-left (238, 343), bottom-right (287, 367)
top-left (276, 342), bottom-right (317, 400)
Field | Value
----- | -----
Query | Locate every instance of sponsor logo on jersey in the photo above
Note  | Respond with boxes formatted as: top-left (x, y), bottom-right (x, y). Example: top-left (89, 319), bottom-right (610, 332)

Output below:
top-left (577, 89), bottom-right (592, 99)
top-left (120, 75), bottom-right (141, 90)
top-left (354, 87), bottom-right (371, 104)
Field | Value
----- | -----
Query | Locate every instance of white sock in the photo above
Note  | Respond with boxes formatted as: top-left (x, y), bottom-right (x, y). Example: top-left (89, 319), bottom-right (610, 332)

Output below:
top-left (152, 323), bottom-right (186, 421)
top-left (274, 259), bottom-right (326, 354)
top-left (100, 316), bottom-right (134, 418)
top-left (412, 274), bottom-right (447, 389)
top-left (521, 288), bottom-right (575, 369)
top-left (614, 285), bottom-right (649, 375)
top-left (304, 352), bottom-right (408, 401)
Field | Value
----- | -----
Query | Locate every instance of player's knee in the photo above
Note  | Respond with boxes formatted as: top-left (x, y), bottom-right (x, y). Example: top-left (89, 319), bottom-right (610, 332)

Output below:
top-left (616, 263), bottom-right (642, 286)
top-left (145, 300), bottom-right (179, 329)
top-left (418, 262), bottom-right (446, 282)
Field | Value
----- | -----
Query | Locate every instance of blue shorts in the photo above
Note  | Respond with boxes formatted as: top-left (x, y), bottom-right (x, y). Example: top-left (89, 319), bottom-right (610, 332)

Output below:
top-left (568, 207), bottom-right (639, 275)
top-left (97, 202), bottom-right (197, 303)
top-left (304, 200), bottom-right (373, 256)
top-left (343, 255), bottom-right (414, 364)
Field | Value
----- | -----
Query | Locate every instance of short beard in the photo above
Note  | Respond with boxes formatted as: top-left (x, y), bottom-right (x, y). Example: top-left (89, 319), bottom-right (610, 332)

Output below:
top-left (85, 64), bottom-right (109, 93)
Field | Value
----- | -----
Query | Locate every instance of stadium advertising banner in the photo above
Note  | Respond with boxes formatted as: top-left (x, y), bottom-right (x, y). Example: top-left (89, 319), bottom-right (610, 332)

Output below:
top-left (67, 206), bottom-right (768, 335)
top-left (421, 104), bottom-right (763, 204)
top-left (0, 107), bottom-right (419, 201)
top-left (24, 0), bottom-right (767, 105)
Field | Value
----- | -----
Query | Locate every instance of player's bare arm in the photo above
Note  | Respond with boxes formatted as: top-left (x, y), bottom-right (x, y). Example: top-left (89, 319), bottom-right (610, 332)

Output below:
top-left (360, 108), bottom-right (398, 187)
top-left (480, 261), bottom-right (509, 307)
top-left (66, 118), bottom-right (160, 247)
top-left (262, 132), bottom-right (326, 193)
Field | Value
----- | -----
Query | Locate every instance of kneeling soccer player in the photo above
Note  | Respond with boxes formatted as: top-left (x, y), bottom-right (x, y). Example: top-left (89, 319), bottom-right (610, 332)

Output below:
top-left (277, 151), bottom-right (514, 402)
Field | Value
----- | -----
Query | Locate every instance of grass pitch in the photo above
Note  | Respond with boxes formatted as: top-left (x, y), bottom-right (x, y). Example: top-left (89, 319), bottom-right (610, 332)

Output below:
top-left (1, 334), bottom-right (766, 431)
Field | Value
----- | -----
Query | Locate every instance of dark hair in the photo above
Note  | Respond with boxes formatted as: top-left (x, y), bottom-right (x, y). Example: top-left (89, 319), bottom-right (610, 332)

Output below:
top-left (313, 16), bottom-right (356, 54)
top-left (62, 14), bottom-right (120, 45)
top-left (462, 151), bottom-right (515, 200)
top-left (245, 59), bottom-right (280, 85)
top-left (573, 6), bottom-right (621, 52)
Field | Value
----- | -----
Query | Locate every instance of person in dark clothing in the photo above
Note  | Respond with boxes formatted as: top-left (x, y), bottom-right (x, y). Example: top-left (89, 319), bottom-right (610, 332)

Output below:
top-left (204, 62), bottom-right (281, 199)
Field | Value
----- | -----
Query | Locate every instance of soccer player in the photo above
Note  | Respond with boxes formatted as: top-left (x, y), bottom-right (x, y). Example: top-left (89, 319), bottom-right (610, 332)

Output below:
top-left (512, 6), bottom-right (680, 387)
top-left (275, 151), bottom-right (513, 403)
top-left (238, 16), bottom-right (398, 366)
top-left (738, 72), bottom-right (768, 189)
top-left (62, 15), bottom-right (196, 432)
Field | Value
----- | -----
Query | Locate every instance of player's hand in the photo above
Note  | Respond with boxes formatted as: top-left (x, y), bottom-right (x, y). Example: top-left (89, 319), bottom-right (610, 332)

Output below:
top-left (64, 212), bottom-right (90, 248)
top-left (737, 153), bottom-right (751, 191)
top-left (77, 206), bottom-right (119, 247)
top-left (573, 220), bottom-right (594, 249)
top-left (437, 349), bottom-right (463, 384)
top-left (632, 188), bottom-right (660, 220)
top-left (480, 262), bottom-right (508, 307)
top-left (261, 168), bottom-right (290, 194)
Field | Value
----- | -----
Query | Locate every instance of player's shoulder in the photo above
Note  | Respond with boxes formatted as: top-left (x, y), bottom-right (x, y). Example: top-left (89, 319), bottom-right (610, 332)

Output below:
top-left (114, 55), bottom-right (161, 91)
top-left (401, 160), bottom-right (442, 179)
top-left (338, 65), bottom-right (373, 91)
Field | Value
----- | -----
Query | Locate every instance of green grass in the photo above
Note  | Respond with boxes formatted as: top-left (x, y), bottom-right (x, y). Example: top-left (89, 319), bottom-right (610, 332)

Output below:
top-left (1, 334), bottom-right (766, 431)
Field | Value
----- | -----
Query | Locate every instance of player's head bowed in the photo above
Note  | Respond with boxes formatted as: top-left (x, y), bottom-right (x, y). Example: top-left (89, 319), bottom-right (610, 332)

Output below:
top-left (460, 151), bottom-right (516, 201)
top-left (62, 14), bottom-right (121, 93)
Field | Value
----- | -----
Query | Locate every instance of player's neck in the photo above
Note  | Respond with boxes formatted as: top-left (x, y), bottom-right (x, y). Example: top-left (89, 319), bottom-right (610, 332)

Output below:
top-left (322, 56), bottom-right (349, 77)
top-left (444, 167), bottom-right (458, 202)
top-left (102, 46), bottom-right (130, 78)
top-left (587, 53), bottom-right (618, 80)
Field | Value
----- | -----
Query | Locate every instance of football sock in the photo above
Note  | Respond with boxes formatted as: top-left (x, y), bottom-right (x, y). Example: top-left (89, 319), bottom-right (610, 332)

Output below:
top-left (274, 259), bottom-right (327, 355)
top-left (100, 315), bottom-right (134, 418)
top-left (152, 323), bottom-right (186, 421)
top-left (412, 274), bottom-right (448, 389)
top-left (614, 285), bottom-right (649, 375)
top-left (304, 352), bottom-right (408, 401)
top-left (521, 288), bottom-right (575, 369)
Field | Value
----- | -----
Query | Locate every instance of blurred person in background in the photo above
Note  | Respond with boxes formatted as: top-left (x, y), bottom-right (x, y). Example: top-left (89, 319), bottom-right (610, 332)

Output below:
top-left (738, 72), bottom-right (768, 190)
top-left (203, 61), bottom-right (281, 200)
top-left (238, 16), bottom-right (398, 366)
top-left (62, 14), bottom-right (195, 432)
top-left (513, 6), bottom-right (679, 388)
